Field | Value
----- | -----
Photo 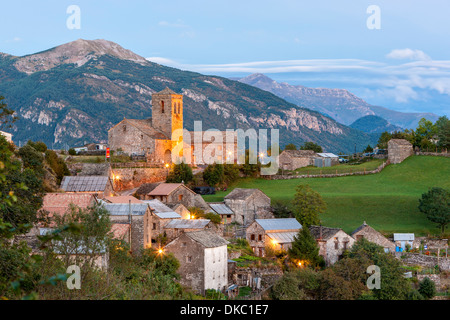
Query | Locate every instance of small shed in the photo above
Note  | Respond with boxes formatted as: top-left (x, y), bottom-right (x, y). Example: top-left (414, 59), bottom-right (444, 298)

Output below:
top-left (209, 202), bottom-right (235, 224)
top-left (314, 153), bottom-right (339, 167)
top-left (393, 233), bottom-right (415, 251)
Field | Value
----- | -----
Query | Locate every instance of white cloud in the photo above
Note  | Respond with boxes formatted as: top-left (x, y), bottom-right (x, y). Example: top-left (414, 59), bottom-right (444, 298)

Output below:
top-left (386, 48), bottom-right (431, 61)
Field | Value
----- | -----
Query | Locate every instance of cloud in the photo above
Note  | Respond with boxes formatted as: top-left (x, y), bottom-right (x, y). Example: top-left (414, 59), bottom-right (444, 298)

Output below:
top-left (145, 53), bottom-right (450, 106)
top-left (386, 48), bottom-right (431, 61)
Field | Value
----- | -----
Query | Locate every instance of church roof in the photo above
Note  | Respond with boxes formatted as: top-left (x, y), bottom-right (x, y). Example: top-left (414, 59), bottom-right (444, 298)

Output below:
top-left (156, 87), bottom-right (178, 95)
top-left (123, 118), bottom-right (169, 140)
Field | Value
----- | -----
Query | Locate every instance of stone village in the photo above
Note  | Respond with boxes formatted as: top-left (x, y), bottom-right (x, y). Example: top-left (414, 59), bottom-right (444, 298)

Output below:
top-left (11, 88), bottom-right (449, 298)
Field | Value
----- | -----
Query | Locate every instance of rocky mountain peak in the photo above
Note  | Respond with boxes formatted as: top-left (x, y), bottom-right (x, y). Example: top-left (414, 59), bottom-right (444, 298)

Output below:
top-left (13, 39), bottom-right (149, 74)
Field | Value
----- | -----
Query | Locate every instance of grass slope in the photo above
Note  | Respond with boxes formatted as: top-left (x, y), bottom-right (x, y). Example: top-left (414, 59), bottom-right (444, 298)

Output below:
top-left (203, 156), bottom-right (450, 236)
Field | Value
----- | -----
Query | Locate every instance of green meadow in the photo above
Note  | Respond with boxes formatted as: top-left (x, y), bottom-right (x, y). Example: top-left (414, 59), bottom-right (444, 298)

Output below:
top-left (203, 156), bottom-right (450, 236)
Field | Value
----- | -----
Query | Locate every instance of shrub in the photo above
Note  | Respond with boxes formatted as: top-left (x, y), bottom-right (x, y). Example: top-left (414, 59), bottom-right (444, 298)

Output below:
top-left (418, 277), bottom-right (436, 299)
top-left (68, 148), bottom-right (77, 156)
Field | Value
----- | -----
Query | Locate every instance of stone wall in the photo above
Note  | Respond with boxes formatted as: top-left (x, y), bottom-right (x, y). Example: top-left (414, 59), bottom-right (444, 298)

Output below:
top-left (397, 252), bottom-right (450, 271)
top-left (388, 139), bottom-right (413, 164)
top-left (108, 119), bottom-right (157, 156)
top-left (164, 233), bottom-right (205, 294)
top-left (110, 167), bottom-right (169, 191)
top-left (265, 162), bottom-right (387, 180)
top-left (416, 274), bottom-right (442, 289)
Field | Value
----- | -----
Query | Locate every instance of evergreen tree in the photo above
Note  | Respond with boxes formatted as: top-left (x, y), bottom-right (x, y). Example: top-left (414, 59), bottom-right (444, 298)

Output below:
top-left (300, 142), bottom-right (323, 153)
top-left (284, 143), bottom-right (297, 151)
top-left (288, 227), bottom-right (322, 267)
top-left (418, 277), bottom-right (436, 299)
top-left (166, 162), bottom-right (193, 184)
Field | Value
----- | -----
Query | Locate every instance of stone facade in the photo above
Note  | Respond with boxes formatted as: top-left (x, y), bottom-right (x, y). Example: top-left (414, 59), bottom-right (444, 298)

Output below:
top-left (164, 231), bottom-right (229, 294)
top-left (109, 209), bottom-right (152, 253)
top-left (388, 139), bottom-right (413, 164)
top-left (351, 222), bottom-right (395, 252)
top-left (278, 150), bottom-right (316, 171)
top-left (310, 226), bottom-right (355, 266)
top-left (224, 188), bottom-right (271, 226)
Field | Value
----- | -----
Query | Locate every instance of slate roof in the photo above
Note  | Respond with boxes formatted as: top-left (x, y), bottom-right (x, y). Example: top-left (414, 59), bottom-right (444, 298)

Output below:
top-left (266, 232), bottom-right (298, 244)
top-left (60, 176), bottom-right (110, 192)
top-left (124, 118), bottom-right (168, 140)
top-left (104, 196), bottom-right (143, 204)
top-left (135, 183), bottom-right (162, 196)
top-left (156, 87), bottom-right (179, 95)
top-left (209, 202), bottom-right (234, 215)
top-left (185, 230), bottom-right (229, 248)
top-left (389, 139), bottom-right (412, 146)
top-left (282, 150), bottom-right (316, 157)
top-left (148, 183), bottom-right (195, 196)
top-left (225, 188), bottom-right (268, 201)
top-left (351, 221), bottom-right (369, 236)
top-left (309, 225), bottom-right (342, 240)
top-left (142, 199), bottom-right (181, 219)
top-left (255, 218), bottom-right (302, 231)
top-left (102, 203), bottom-right (149, 216)
top-left (164, 219), bottom-right (210, 229)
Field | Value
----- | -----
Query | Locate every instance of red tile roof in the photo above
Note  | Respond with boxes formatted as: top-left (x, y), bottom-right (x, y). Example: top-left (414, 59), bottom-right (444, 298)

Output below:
top-left (41, 193), bottom-right (95, 217)
top-left (148, 183), bottom-right (195, 196)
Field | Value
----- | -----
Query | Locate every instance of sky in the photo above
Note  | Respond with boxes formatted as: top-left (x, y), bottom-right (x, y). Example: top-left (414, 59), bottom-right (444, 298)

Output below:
top-left (1, 0), bottom-right (449, 116)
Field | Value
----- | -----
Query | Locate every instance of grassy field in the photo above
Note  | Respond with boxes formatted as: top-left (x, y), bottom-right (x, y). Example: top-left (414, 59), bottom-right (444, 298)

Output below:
top-left (291, 158), bottom-right (384, 175)
top-left (203, 156), bottom-right (450, 236)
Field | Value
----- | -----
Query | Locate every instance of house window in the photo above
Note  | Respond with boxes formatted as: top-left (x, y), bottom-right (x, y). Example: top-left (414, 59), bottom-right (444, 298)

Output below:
top-left (186, 256), bottom-right (192, 263)
top-left (161, 101), bottom-right (165, 113)
top-left (343, 241), bottom-right (348, 250)
top-left (334, 238), bottom-right (339, 249)
top-left (181, 242), bottom-right (187, 247)
top-left (178, 104), bottom-right (181, 114)
top-left (178, 194), bottom-right (183, 201)
top-left (152, 223), bottom-right (156, 230)
top-left (123, 125), bottom-right (126, 132)
top-left (227, 214), bottom-right (231, 219)
top-left (141, 135), bottom-right (144, 139)
top-left (251, 234), bottom-right (255, 241)
top-left (258, 234), bottom-right (262, 241)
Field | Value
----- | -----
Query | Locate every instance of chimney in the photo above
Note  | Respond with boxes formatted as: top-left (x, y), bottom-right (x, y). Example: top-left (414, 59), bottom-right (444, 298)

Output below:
top-left (319, 224), bottom-right (323, 240)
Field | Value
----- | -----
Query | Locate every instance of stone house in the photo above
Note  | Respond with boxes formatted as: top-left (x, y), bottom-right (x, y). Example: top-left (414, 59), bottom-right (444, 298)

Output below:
top-left (101, 202), bottom-right (152, 253)
top-left (145, 183), bottom-right (210, 211)
top-left (142, 199), bottom-right (182, 245)
top-left (278, 150), bottom-right (316, 171)
top-left (163, 218), bottom-right (220, 242)
top-left (209, 202), bottom-right (235, 224)
top-left (309, 225), bottom-right (355, 266)
top-left (164, 230), bottom-right (229, 294)
top-left (351, 221), bottom-right (395, 253)
top-left (388, 139), bottom-right (413, 164)
top-left (246, 218), bottom-right (302, 257)
top-left (224, 188), bottom-right (272, 226)
top-left (60, 175), bottom-right (115, 198)
top-left (167, 203), bottom-right (191, 219)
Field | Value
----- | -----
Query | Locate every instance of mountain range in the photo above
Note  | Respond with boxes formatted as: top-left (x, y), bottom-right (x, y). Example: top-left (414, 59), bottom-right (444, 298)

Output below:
top-left (0, 39), bottom-right (381, 154)
top-left (238, 73), bottom-right (439, 128)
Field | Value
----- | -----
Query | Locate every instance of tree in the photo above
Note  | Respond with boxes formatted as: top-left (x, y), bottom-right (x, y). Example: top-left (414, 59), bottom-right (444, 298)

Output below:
top-left (202, 163), bottom-right (224, 187)
top-left (300, 142), bottom-right (323, 153)
top-left (377, 132), bottom-right (392, 149)
top-left (27, 140), bottom-right (48, 153)
top-left (288, 227), bottom-right (322, 267)
top-left (363, 145), bottom-right (373, 153)
top-left (45, 149), bottom-right (70, 184)
top-left (418, 277), bottom-right (436, 299)
top-left (166, 162), bottom-right (193, 184)
top-left (68, 148), bottom-right (77, 156)
top-left (418, 187), bottom-right (450, 233)
top-left (223, 164), bottom-right (240, 185)
top-left (284, 143), bottom-right (297, 151)
top-left (435, 116), bottom-right (450, 150)
top-left (271, 200), bottom-right (293, 218)
top-left (292, 184), bottom-right (326, 226)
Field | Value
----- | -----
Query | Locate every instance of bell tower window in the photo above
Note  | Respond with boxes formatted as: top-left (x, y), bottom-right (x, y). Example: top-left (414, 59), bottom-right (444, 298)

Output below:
top-left (161, 101), bottom-right (165, 113)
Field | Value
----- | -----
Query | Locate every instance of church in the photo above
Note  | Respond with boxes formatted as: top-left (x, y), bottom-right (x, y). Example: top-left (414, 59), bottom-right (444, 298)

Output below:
top-left (108, 88), bottom-right (238, 165)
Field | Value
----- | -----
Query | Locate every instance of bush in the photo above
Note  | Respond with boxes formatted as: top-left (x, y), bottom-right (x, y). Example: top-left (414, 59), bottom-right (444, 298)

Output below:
top-left (68, 148), bottom-right (77, 156)
top-left (418, 277), bottom-right (436, 299)
top-left (407, 290), bottom-right (424, 300)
